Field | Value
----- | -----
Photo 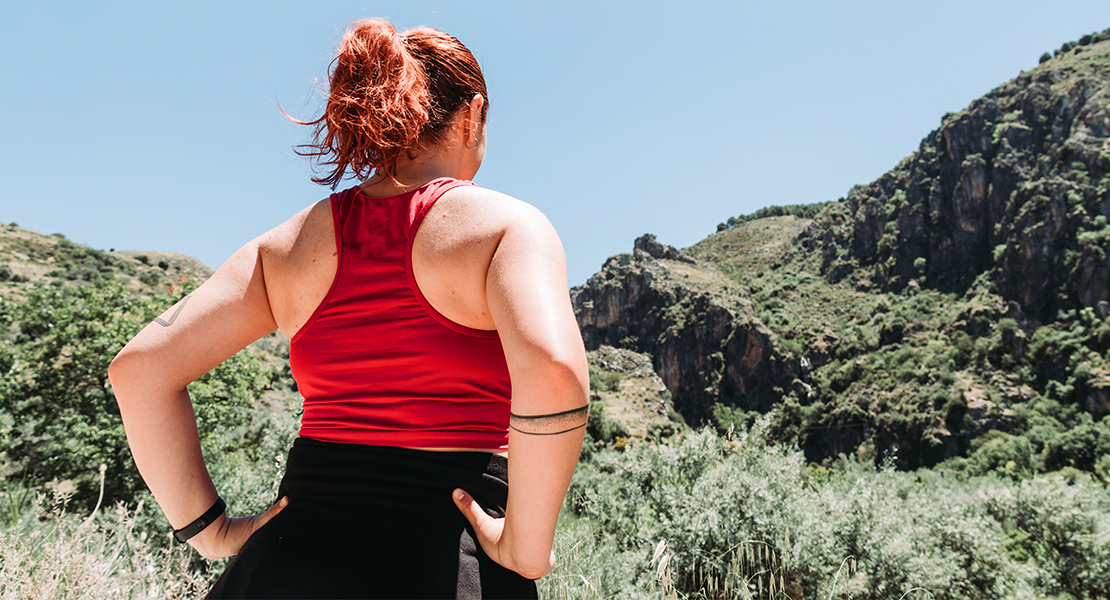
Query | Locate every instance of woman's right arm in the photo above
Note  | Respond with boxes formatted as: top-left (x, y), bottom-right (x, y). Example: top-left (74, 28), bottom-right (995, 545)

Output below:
top-left (452, 200), bottom-right (589, 580)
top-left (108, 237), bottom-right (283, 558)
top-left (108, 200), bottom-right (333, 559)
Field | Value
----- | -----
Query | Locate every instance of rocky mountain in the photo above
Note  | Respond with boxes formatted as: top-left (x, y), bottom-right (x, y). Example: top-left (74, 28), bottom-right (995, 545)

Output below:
top-left (804, 36), bottom-right (1110, 324)
top-left (573, 30), bottom-right (1110, 472)
top-left (573, 233), bottom-right (799, 425)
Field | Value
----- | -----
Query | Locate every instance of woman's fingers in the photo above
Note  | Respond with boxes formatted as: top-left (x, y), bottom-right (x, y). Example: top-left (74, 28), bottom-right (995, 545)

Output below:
top-left (452, 489), bottom-right (506, 562)
top-left (452, 489), bottom-right (495, 534)
top-left (251, 496), bottom-right (289, 534)
top-left (192, 497), bottom-right (288, 560)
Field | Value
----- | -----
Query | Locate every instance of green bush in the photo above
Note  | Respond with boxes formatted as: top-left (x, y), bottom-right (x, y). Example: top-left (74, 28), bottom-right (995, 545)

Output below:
top-left (0, 280), bottom-right (274, 510)
top-left (724, 201), bottom-right (837, 228)
top-left (967, 432), bottom-right (1035, 480)
top-left (585, 400), bottom-right (628, 447)
top-left (1044, 421), bottom-right (1110, 472)
top-left (559, 425), bottom-right (1110, 599)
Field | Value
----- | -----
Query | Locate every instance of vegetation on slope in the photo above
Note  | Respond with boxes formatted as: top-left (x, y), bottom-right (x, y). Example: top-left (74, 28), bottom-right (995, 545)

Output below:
top-left (669, 30), bottom-right (1110, 480)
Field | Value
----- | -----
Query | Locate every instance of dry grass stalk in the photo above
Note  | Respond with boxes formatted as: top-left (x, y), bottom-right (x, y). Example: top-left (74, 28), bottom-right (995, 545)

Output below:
top-left (0, 468), bottom-right (209, 600)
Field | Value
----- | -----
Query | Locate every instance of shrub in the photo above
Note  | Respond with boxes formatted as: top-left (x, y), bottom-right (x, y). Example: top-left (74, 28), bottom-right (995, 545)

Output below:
top-left (585, 400), bottom-right (627, 446)
top-left (0, 280), bottom-right (273, 509)
top-left (1044, 422), bottom-right (1110, 472)
top-left (726, 201), bottom-right (836, 227)
top-left (560, 425), bottom-right (1110, 599)
top-left (967, 433), bottom-right (1035, 480)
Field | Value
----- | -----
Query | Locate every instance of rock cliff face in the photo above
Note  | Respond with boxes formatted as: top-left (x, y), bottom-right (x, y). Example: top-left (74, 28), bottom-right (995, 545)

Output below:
top-left (571, 36), bottom-right (1110, 472)
top-left (802, 43), bottom-right (1110, 325)
top-left (572, 235), bottom-right (800, 424)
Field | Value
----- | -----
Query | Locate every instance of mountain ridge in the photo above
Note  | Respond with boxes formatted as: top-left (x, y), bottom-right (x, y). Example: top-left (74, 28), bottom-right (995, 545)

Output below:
top-left (573, 29), bottom-right (1110, 471)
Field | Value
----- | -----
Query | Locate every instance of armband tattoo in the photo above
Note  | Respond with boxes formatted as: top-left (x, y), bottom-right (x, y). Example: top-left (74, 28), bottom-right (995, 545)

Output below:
top-left (509, 405), bottom-right (589, 436)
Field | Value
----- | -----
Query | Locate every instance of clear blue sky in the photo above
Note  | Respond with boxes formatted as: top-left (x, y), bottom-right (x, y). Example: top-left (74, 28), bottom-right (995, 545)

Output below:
top-left (2, 1), bottom-right (1109, 286)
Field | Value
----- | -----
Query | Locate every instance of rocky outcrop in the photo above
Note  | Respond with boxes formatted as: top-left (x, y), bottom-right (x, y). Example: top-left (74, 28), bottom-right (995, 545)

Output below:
top-left (572, 235), bottom-right (800, 424)
top-left (801, 44), bottom-right (1110, 326)
top-left (587, 345), bottom-right (678, 439)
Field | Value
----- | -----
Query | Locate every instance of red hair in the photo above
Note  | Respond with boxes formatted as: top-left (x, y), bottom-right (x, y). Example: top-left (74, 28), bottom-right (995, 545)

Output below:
top-left (290, 18), bottom-right (489, 188)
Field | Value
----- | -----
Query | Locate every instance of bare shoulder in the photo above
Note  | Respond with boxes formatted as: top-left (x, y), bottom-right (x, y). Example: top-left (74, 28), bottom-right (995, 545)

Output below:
top-left (258, 198), bottom-right (333, 259)
top-left (256, 198), bottom-right (336, 338)
top-left (447, 187), bottom-right (569, 289)
top-left (436, 185), bottom-right (559, 244)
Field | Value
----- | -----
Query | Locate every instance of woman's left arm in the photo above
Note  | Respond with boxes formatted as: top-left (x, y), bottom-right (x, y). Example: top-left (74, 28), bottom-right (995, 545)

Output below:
top-left (108, 237), bottom-right (284, 559)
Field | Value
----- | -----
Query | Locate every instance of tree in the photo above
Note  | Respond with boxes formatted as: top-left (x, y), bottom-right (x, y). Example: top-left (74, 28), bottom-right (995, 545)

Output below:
top-left (0, 280), bottom-right (273, 509)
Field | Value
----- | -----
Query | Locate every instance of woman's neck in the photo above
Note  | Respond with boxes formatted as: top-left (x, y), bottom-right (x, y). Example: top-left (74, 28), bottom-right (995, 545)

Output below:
top-left (359, 137), bottom-right (472, 198)
top-left (358, 165), bottom-right (450, 197)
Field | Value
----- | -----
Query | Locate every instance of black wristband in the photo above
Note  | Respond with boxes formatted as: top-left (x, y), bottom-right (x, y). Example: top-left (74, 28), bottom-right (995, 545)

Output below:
top-left (173, 497), bottom-right (226, 544)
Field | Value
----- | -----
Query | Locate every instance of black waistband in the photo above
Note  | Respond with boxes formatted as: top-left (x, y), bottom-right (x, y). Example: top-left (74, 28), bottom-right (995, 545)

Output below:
top-left (278, 438), bottom-right (509, 517)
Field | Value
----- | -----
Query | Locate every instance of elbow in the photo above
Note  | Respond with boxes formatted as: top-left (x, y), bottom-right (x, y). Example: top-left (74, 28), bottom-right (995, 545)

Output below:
top-left (513, 551), bottom-right (555, 581)
top-left (542, 349), bottom-right (590, 406)
top-left (107, 348), bottom-right (134, 409)
top-left (107, 347), bottom-right (127, 381)
top-left (517, 566), bottom-right (552, 581)
top-left (108, 345), bottom-right (155, 411)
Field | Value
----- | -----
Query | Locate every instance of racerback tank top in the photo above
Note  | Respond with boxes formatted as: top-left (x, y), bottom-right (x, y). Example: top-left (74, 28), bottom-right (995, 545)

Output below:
top-left (289, 177), bottom-right (512, 449)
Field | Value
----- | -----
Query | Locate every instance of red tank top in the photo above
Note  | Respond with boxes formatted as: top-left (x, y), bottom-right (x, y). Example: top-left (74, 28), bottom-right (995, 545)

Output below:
top-left (289, 177), bottom-right (512, 449)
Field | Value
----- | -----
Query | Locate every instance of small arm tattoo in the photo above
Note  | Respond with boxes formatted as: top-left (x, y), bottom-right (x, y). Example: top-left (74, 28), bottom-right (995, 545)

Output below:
top-left (155, 295), bottom-right (191, 327)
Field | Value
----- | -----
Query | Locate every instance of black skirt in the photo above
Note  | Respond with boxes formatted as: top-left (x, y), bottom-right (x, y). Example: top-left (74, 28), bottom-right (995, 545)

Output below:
top-left (206, 438), bottom-right (538, 599)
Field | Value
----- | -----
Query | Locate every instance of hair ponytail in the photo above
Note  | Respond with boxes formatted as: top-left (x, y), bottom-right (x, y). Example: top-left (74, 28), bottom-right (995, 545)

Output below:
top-left (291, 18), bottom-right (488, 188)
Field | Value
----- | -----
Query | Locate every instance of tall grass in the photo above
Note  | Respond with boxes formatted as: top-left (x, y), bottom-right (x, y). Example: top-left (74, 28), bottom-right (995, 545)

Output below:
top-left (0, 405), bottom-right (299, 599)
top-left (0, 476), bottom-right (208, 599)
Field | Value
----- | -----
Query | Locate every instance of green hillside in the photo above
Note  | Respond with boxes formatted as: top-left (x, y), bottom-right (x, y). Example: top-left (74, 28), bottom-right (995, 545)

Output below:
top-left (735, 29), bottom-right (1110, 476)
